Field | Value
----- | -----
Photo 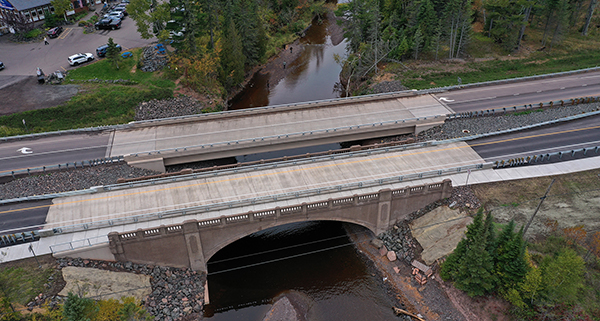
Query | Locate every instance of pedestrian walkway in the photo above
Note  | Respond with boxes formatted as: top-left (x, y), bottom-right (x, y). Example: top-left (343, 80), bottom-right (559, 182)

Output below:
top-left (2, 154), bottom-right (598, 264)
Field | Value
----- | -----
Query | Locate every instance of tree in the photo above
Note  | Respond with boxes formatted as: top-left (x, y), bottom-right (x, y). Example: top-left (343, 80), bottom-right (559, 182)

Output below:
top-left (540, 248), bottom-right (585, 305)
top-left (118, 297), bottom-right (153, 321)
top-left (495, 225), bottom-right (528, 293)
top-left (219, 16), bottom-right (246, 90)
top-left (128, 0), bottom-right (170, 39)
top-left (582, 0), bottom-right (598, 35)
top-left (63, 292), bottom-right (98, 321)
top-left (441, 208), bottom-right (485, 281)
top-left (453, 211), bottom-right (497, 296)
top-left (51, 0), bottom-right (71, 22)
top-left (0, 296), bottom-right (20, 321)
top-left (106, 37), bottom-right (122, 69)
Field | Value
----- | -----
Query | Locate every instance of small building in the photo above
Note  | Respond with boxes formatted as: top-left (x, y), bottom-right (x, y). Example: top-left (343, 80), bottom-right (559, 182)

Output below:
top-left (0, 0), bottom-right (93, 33)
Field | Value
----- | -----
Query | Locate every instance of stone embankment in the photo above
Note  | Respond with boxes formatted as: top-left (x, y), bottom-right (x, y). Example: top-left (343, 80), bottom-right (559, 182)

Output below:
top-left (135, 96), bottom-right (207, 121)
top-left (378, 185), bottom-right (481, 264)
top-left (45, 258), bottom-right (207, 321)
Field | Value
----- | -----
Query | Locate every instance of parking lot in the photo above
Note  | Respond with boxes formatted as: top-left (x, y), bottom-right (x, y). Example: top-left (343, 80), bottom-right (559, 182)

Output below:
top-left (0, 7), bottom-right (156, 88)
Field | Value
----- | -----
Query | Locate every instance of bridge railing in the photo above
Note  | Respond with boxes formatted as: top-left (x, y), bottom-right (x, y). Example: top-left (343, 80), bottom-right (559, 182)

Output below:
top-left (40, 163), bottom-right (487, 237)
top-left (493, 146), bottom-right (600, 168)
top-left (124, 113), bottom-right (445, 159)
top-left (0, 156), bottom-right (125, 180)
top-left (49, 235), bottom-right (108, 254)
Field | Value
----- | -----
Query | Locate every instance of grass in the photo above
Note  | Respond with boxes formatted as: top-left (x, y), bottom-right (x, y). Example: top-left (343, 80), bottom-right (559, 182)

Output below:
top-left (391, 25), bottom-right (600, 90)
top-left (0, 49), bottom-right (175, 136)
top-left (0, 266), bottom-right (55, 305)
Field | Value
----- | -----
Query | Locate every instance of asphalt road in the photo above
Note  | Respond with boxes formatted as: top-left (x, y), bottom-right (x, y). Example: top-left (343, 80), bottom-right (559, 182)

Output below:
top-left (0, 132), bottom-right (112, 174)
top-left (439, 71), bottom-right (600, 113)
top-left (0, 200), bottom-right (52, 234)
top-left (469, 114), bottom-right (600, 162)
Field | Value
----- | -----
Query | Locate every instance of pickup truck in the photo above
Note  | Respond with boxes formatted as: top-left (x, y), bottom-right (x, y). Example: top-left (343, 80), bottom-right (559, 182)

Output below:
top-left (95, 18), bottom-right (122, 30)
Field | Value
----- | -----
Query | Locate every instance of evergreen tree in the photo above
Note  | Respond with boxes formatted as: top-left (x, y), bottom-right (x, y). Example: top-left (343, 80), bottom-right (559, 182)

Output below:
top-left (453, 211), bottom-right (497, 296)
top-left (496, 225), bottom-right (529, 293)
top-left (234, 0), bottom-right (267, 66)
top-left (106, 37), bottom-right (122, 70)
top-left (219, 16), bottom-right (246, 90)
top-left (440, 209), bottom-right (485, 281)
top-left (63, 292), bottom-right (98, 321)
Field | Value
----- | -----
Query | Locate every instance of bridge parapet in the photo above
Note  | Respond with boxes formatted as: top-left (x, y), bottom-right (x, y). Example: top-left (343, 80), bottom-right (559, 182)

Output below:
top-left (105, 179), bottom-right (452, 272)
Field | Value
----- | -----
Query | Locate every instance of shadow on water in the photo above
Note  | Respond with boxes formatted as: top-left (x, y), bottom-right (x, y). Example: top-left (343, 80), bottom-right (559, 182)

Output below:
top-left (229, 15), bottom-right (347, 110)
top-left (204, 221), bottom-right (397, 320)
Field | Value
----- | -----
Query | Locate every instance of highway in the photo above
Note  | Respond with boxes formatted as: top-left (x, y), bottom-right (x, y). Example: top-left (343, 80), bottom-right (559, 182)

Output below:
top-left (468, 114), bottom-right (600, 162)
top-left (2, 70), bottom-right (600, 173)
top-left (441, 71), bottom-right (600, 112)
top-left (0, 132), bottom-right (111, 175)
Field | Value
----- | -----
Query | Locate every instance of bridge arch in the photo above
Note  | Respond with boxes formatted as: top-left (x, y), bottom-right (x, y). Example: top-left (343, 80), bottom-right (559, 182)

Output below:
top-left (107, 180), bottom-right (451, 272)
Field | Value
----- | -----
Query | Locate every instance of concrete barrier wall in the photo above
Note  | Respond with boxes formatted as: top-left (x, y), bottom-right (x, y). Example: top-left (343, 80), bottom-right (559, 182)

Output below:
top-left (104, 179), bottom-right (452, 272)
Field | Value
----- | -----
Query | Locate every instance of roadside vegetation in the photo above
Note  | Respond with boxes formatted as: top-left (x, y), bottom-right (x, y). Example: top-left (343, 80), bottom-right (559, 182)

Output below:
top-left (442, 213), bottom-right (600, 320)
top-left (334, 0), bottom-right (600, 94)
top-left (0, 48), bottom-right (174, 137)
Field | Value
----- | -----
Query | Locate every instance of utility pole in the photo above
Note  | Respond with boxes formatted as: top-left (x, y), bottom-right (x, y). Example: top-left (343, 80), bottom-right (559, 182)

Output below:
top-left (523, 179), bottom-right (555, 236)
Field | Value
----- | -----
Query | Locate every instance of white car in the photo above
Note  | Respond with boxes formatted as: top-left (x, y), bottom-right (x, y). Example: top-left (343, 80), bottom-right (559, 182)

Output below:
top-left (68, 53), bottom-right (94, 66)
top-left (105, 11), bottom-right (124, 20)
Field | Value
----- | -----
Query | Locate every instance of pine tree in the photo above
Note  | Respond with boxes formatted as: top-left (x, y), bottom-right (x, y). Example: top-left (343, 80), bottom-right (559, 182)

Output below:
top-left (496, 225), bottom-right (528, 292)
top-left (454, 211), bottom-right (497, 297)
top-left (63, 292), bottom-right (98, 321)
top-left (106, 38), bottom-right (122, 70)
top-left (219, 15), bottom-right (246, 90)
top-left (440, 209), bottom-right (485, 281)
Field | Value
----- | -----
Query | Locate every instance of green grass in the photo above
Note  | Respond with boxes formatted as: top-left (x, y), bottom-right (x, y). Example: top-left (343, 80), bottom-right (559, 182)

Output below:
top-left (0, 266), bottom-right (55, 305)
top-left (0, 49), bottom-right (175, 136)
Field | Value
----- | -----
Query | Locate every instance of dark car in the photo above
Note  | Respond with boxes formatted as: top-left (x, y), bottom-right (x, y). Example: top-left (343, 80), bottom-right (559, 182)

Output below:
top-left (0, 61), bottom-right (4, 70)
top-left (96, 43), bottom-right (122, 57)
top-left (95, 18), bottom-right (122, 30)
top-left (47, 26), bottom-right (63, 38)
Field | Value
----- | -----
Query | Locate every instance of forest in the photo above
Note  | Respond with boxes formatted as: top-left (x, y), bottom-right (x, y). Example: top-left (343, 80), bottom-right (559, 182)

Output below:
top-left (128, 0), bottom-right (600, 97)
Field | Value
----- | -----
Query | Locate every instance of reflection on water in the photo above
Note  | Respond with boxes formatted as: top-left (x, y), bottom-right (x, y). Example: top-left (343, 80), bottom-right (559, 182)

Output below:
top-left (229, 16), bottom-right (347, 110)
top-left (204, 221), bottom-right (396, 320)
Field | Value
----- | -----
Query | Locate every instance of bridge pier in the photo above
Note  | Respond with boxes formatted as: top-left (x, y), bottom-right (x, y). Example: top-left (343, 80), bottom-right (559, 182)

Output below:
top-left (376, 189), bottom-right (392, 235)
top-left (183, 220), bottom-right (206, 271)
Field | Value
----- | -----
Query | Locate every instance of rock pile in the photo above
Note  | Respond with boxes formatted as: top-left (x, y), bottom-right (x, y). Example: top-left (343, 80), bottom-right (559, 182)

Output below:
top-left (378, 222), bottom-right (417, 263)
top-left (0, 164), bottom-right (158, 200)
top-left (378, 185), bottom-right (481, 263)
top-left (367, 80), bottom-right (409, 94)
top-left (140, 46), bottom-right (168, 72)
top-left (54, 258), bottom-right (206, 321)
top-left (135, 96), bottom-right (205, 121)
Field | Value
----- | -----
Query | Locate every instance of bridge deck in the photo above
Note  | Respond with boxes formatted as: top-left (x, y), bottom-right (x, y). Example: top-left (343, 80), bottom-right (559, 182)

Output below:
top-left (46, 142), bottom-right (482, 229)
top-left (109, 94), bottom-right (451, 161)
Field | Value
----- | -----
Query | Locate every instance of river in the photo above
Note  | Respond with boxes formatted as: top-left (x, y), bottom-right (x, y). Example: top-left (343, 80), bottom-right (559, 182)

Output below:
top-left (203, 7), bottom-right (398, 321)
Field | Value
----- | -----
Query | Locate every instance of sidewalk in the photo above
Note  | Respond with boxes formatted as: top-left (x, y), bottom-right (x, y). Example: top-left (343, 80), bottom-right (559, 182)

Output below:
top-left (2, 155), bottom-right (598, 264)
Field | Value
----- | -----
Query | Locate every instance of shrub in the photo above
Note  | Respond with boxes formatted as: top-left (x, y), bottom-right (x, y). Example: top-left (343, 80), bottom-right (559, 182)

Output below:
top-left (24, 29), bottom-right (43, 39)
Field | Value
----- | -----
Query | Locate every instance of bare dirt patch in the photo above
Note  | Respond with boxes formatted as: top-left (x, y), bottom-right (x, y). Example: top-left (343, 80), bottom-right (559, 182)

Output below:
top-left (0, 76), bottom-right (79, 116)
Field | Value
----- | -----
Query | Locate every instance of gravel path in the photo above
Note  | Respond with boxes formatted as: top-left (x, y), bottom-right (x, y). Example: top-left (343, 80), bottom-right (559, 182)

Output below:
top-left (1, 102), bottom-right (598, 200)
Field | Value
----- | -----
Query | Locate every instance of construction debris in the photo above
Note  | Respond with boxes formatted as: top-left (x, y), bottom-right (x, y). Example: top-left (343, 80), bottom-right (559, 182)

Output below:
top-left (392, 307), bottom-right (425, 321)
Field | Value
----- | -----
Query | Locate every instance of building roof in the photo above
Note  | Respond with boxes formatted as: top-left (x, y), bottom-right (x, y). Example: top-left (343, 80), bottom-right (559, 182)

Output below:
top-left (0, 0), bottom-right (15, 10)
top-left (6, 0), bottom-right (51, 11)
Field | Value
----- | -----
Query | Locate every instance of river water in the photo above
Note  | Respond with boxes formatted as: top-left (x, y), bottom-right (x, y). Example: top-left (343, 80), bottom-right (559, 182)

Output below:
top-left (229, 16), bottom-right (346, 110)
top-left (203, 221), bottom-right (397, 320)
top-left (204, 8), bottom-right (398, 321)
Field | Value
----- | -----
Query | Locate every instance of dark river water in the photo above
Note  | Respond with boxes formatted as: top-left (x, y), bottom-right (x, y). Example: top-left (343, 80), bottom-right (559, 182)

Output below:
top-left (204, 221), bottom-right (397, 320)
top-left (203, 6), bottom-right (398, 320)
top-left (229, 16), bottom-right (346, 110)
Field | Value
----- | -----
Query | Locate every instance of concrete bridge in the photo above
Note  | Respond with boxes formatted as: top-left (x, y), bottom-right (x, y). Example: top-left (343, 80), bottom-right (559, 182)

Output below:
top-left (102, 181), bottom-right (452, 272)
top-left (113, 93), bottom-right (450, 172)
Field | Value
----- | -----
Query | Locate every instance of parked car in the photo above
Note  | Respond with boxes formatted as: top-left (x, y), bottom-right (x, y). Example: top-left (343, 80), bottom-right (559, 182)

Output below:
top-left (112, 6), bottom-right (128, 16)
top-left (0, 61), bottom-right (5, 70)
top-left (47, 26), bottom-right (63, 38)
top-left (68, 53), bottom-right (94, 66)
top-left (96, 43), bottom-right (122, 57)
top-left (104, 11), bottom-right (124, 20)
top-left (95, 18), bottom-right (122, 30)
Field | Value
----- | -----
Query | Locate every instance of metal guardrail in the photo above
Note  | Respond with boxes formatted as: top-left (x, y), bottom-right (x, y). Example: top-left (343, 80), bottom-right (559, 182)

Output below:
top-left (0, 230), bottom-right (40, 248)
top-left (41, 162), bottom-right (489, 237)
top-left (125, 114), bottom-right (444, 158)
top-left (493, 146), bottom-right (600, 168)
top-left (3, 104), bottom-right (599, 205)
top-left (0, 156), bottom-right (125, 180)
top-left (3, 66), bottom-right (596, 143)
top-left (49, 235), bottom-right (108, 254)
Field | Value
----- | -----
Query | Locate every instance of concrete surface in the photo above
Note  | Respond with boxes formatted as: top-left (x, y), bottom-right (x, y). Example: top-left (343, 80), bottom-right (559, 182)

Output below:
top-left (410, 206), bottom-right (473, 265)
top-left (59, 266), bottom-right (151, 301)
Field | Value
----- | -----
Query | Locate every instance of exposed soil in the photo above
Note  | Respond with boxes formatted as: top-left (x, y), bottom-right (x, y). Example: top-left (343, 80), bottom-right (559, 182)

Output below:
top-left (0, 76), bottom-right (79, 116)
